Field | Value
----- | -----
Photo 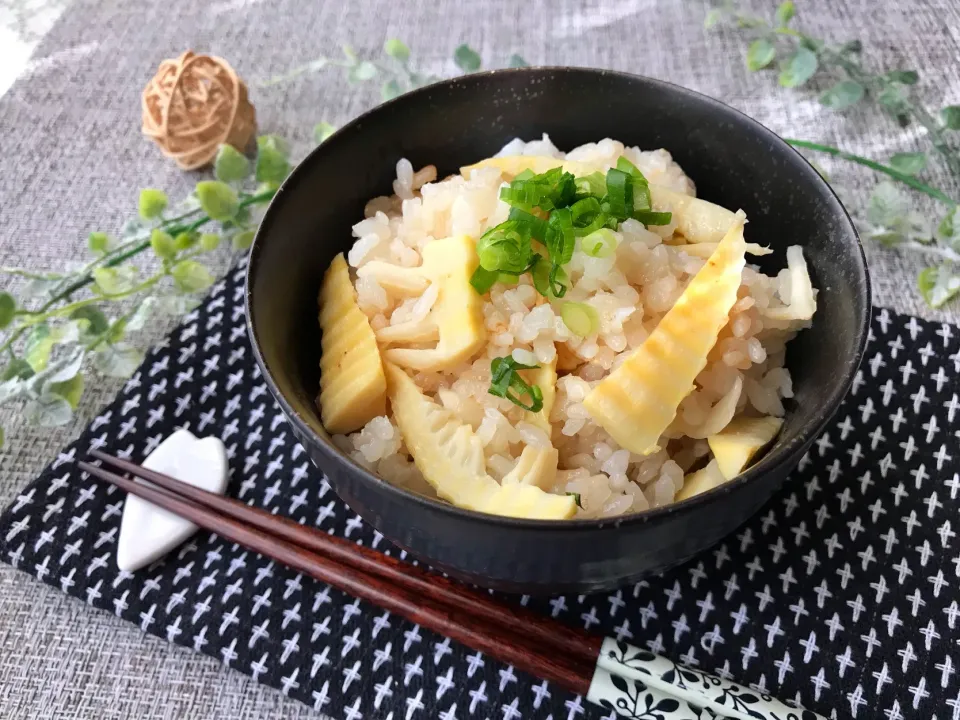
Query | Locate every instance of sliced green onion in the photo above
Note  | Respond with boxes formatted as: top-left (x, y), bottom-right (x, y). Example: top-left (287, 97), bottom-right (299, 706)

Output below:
top-left (561, 302), bottom-right (599, 337)
top-left (488, 356), bottom-right (544, 412)
top-left (575, 172), bottom-right (607, 198)
top-left (546, 207), bottom-right (576, 266)
top-left (604, 168), bottom-right (633, 220)
top-left (570, 197), bottom-right (607, 237)
top-left (582, 228), bottom-right (619, 258)
top-left (508, 207), bottom-right (548, 242)
top-left (616, 156), bottom-right (652, 211)
top-left (615, 156), bottom-right (642, 177)
top-left (530, 254), bottom-right (550, 296)
top-left (500, 168), bottom-right (576, 213)
top-left (538, 167), bottom-right (577, 210)
top-left (476, 220), bottom-right (532, 273)
top-left (499, 183), bottom-right (547, 212)
top-left (470, 266), bottom-right (499, 294)
top-left (498, 272), bottom-right (520, 287)
top-left (474, 163), bottom-right (641, 299)
top-left (633, 210), bottom-right (673, 226)
top-left (548, 263), bottom-right (568, 298)
top-left (529, 254), bottom-right (567, 299)
top-left (565, 491), bottom-right (584, 509)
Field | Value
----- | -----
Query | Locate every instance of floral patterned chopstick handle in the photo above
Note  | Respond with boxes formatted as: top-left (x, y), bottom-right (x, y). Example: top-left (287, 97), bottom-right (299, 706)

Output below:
top-left (588, 665), bottom-right (726, 719)
top-left (589, 637), bottom-right (825, 720)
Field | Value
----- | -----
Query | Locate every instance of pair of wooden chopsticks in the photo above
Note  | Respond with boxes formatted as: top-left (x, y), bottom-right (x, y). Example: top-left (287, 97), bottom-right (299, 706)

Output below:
top-left (79, 451), bottom-right (823, 720)
top-left (78, 451), bottom-right (600, 696)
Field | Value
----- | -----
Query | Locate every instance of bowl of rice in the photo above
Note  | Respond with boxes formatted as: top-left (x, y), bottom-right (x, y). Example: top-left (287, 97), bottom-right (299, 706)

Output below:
top-left (247, 67), bottom-right (869, 593)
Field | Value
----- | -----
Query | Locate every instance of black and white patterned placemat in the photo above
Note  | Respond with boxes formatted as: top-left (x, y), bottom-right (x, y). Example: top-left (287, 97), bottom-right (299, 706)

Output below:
top-left (2, 257), bottom-right (959, 720)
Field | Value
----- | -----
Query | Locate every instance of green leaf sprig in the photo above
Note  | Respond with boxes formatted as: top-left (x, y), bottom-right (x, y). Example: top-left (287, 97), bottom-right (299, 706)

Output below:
top-left (262, 38), bottom-right (526, 100)
top-left (0, 137), bottom-right (293, 445)
top-left (707, 2), bottom-right (960, 308)
top-left (261, 39), bottom-right (527, 141)
top-left (709, 1), bottom-right (960, 171)
top-left (2, 40), bottom-right (533, 446)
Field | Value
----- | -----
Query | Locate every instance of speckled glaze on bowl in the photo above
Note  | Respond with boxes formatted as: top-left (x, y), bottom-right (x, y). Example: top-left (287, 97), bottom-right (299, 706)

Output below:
top-left (246, 68), bottom-right (869, 594)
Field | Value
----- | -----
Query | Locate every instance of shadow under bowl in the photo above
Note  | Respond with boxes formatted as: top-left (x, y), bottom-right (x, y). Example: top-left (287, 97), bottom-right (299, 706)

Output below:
top-left (246, 67), bottom-right (870, 594)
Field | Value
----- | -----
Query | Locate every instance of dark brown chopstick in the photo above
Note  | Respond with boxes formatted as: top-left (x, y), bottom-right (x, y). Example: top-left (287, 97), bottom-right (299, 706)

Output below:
top-left (89, 449), bottom-right (601, 666)
top-left (78, 457), bottom-right (599, 696)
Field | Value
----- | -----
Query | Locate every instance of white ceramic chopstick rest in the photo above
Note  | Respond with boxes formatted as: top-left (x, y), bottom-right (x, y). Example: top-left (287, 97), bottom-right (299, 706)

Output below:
top-left (115, 429), bottom-right (228, 572)
top-left (588, 637), bottom-right (825, 720)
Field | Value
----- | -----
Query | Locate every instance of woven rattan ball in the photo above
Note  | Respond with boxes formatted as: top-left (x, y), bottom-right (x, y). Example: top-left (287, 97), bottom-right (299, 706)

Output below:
top-left (141, 51), bottom-right (257, 170)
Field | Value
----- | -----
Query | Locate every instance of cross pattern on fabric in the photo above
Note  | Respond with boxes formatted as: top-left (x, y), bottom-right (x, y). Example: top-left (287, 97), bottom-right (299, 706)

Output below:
top-left (2, 258), bottom-right (959, 720)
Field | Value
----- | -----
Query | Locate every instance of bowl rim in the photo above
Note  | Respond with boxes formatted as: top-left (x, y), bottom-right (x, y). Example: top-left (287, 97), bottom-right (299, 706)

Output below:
top-left (246, 65), bottom-right (871, 531)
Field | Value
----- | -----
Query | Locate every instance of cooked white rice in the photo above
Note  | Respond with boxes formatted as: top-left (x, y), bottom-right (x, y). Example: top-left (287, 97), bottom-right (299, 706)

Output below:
top-left (333, 135), bottom-right (812, 518)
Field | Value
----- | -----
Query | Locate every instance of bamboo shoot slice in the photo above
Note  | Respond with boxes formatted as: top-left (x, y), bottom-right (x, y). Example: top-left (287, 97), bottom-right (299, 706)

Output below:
top-left (386, 363), bottom-right (575, 519)
top-left (708, 415), bottom-right (784, 480)
top-left (361, 236), bottom-right (486, 371)
top-left (521, 358), bottom-right (557, 434)
top-left (583, 213), bottom-right (748, 455)
top-left (676, 460), bottom-right (726, 501)
top-left (501, 445), bottom-right (559, 489)
top-left (763, 246), bottom-right (817, 322)
top-left (318, 254), bottom-right (387, 434)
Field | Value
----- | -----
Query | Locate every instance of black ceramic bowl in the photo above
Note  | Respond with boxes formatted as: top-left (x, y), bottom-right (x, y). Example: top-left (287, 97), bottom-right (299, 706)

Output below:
top-left (246, 68), bottom-right (869, 594)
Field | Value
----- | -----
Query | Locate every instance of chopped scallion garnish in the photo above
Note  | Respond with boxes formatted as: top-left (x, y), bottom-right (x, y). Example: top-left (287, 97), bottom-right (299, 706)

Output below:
top-left (565, 491), bottom-right (584, 509)
top-left (530, 254), bottom-right (550, 296)
top-left (582, 228), bottom-right (619, 258)
top-left (499, 183), bottom-right (546, 213)
top-left (575, 172), bottom-right (607, 198)
top-left (508, 207), bottom-right (549, 242)
top-left (548, 263), bottom-right (568, 298)
top-left (634, 210), bottom-right (673, 226)
top-left (613, 158), bottom-right (671, 223)
top-left (488, 356), bottom-right (544, 412)
top-left (570, 197), bottom-right (606, 237)
top-left (560, 301), bottom-right (599, 337)
top-left (469, 266), bottom-right (499, 294)
top-left (530, 255), bottom-right (568, 299)
top-left (546, 207), bottom-right (576, 265)
top-left (616, 156), bottom-right (652, 211)
top-left (537, 168), bottom-right (577, 210)
top-left (469, 157), bottom-right (669, 296)
top-left (476, 220), bottom-right (533, 273)
top-left (604, 168), bottom-right (633, 221)
top-left (500, 167), bottom-right (577, 213)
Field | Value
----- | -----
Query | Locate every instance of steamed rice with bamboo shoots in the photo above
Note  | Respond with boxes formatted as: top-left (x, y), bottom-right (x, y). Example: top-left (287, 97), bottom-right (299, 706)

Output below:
top-left (317, 136), bottom-right (817, 520)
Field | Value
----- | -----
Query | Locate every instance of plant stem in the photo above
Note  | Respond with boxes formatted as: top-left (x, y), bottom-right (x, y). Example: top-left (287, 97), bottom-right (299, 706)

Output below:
top-left (800, 37), bottom-right (960, 180)
top-left (45, 206), bottom-right (205, 302)
top-left (900, 240), bottom-right (960, 264)
top-left (734, 10), bottom-right (960, 181)
top-left (0, 188), bottom-right (276, 358)
top-left (910, 105), bottom-right (960, 178)
top-left (19, 276), bottom-right (167, 328)
top-left (0, 268), bottom-right (65, 281)
top-left (256, 57), bottom-right (349, 88)
top-left (162, 206), bottom-right (204, 226)
top-left (43, 189), bottom-right (274, 310)
top-left (784, 138), bottom-right (958, 206)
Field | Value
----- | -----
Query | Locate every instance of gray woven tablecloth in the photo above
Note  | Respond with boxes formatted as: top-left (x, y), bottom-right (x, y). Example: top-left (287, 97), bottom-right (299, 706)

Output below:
top-left (2, 0), bottom-right (959, 717)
